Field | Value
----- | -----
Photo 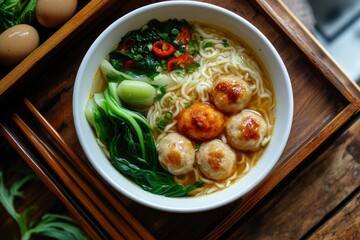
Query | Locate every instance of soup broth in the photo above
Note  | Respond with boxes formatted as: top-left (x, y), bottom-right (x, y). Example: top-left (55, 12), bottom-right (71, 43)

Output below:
top-left (87, 19), bottom-right (275, 197)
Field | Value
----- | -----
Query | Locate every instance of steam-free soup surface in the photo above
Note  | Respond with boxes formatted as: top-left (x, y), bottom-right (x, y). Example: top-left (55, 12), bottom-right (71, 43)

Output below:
top-left (85, 19), bottom-right (275, 197)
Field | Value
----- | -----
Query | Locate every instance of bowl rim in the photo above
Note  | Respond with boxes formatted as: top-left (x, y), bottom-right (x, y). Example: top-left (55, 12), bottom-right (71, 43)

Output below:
top-left (73, 0), bottom-right (294, 213)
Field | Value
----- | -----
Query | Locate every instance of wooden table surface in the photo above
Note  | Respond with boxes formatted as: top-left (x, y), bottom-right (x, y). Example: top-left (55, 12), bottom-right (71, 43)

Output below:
top-left (1, 0), bottom-right (360, 239)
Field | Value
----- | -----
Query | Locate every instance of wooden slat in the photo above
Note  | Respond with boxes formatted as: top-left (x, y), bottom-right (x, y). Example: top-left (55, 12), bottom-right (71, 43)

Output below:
top-left (23, 98), bottom-right (155, 240)
top-left (309, 191), bottom-right (360, 239)
top-left (202, 0), bottom-right (360, 237)
top-left (0, 155), bottom-right (59, 240)
top-left (20, 0), bottom-right (359, 239)
top-left (224, 115), bottom-right (360, 239)
top-left (1, 0), bottom-right (360, 239)
top-left (0, 0), bottom-right (127, 97)
top-left (0, 121), bottom-right (105, 239)
top-left (253, 0), bottom-right (360, 105)
top-left (11, 114), bottom-right (130, 239)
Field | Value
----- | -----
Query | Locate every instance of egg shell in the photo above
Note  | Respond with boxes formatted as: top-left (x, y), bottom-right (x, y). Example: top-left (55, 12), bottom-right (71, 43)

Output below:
top-left (36, 0), bottom-right (78, 28)
top-left (0, 24), bottom-right (40, 66)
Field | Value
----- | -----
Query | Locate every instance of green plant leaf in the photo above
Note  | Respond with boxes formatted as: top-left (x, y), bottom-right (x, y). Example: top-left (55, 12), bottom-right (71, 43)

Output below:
top-left (86, 85), bottom-right (203, 197)
top-left (22, 214), bottom-right (87, 240)
top-left (16, 0), bottom-right (37, 25)
top-left (0, 172), bottom-right (34, 235)
top-left (0, 171), bottom-right (88, 239)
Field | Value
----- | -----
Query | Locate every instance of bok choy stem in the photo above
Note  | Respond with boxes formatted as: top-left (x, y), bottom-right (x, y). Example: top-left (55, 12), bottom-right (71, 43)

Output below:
top-left (104, 87), bottom-right (148, 161)
top-left (85, 83), bottom-right (203, 197)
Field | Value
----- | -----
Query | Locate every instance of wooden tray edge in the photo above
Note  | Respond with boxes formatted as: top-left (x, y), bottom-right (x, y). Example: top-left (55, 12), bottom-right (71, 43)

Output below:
top-left (0, 0), bottom-right (126, 97)
top-left (204, 0), bottom-right (360, 238)
top-left (253, 0), bottom-right (360, 107)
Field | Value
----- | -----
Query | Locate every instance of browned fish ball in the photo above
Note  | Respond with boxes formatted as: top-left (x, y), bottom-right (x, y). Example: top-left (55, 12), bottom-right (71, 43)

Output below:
top-left (196, 139), bottom-right (236, 181)
top-left (157, 133), bottom-right (195, 175)
top-left (226, 110), bottom-right (268, 151)
top-left (211, 75), bottom-right (252, 114)
top-left (177, 102), bottom-right (225, 141)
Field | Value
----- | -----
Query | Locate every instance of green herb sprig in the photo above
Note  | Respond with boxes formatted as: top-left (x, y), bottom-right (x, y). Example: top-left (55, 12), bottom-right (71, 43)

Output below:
top-left (0, 171), bottom-right (88, 240)
top-left (0, 0), bottom-right (38, 33)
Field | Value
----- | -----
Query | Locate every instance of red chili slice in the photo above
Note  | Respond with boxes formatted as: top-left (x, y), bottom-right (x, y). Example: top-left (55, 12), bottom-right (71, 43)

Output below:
top-left (167, 54), bottom-right (194, 71)
top-left (176, 27), bottom-right (191, 45)
top-left (153, 41), bottom-right (175, 57)
top-left (124, 59), bottom-right (135, 68)
top-left (118, 37), bottom-right (136, 51)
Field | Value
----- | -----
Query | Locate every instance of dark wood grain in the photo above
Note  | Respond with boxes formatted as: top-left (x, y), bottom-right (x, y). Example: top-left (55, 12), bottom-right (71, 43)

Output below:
top-left (0, 154), bottom-right (60, 240)
top-left (0, 122), bottom-right (104, 239)
top-left (0, 0), bottom-right (128, 99)
top-left (309, 192), bottom-right (360, 239)
top-left (204, 0), bottom-right (360, 237)
top-left (23, 98), bottom-right (155, 240)
top-left (222, 114), bottom-right (360, 239)
top-left (257, 0), bottom-right (360, 100)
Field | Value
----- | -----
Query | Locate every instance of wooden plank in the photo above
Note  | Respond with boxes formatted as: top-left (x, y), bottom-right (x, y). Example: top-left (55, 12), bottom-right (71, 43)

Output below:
top-left (0, 0), bottom-right (128, 98)
top-left (309, 191), bottom-right (360, 239)
top-left (253, 0), bottom-right (360, 105)
top-left (0, 146), bottom-right (69, 239)
top-left (1, 0), bottom-right (360, 239)
top-left (224, 115), bottom-right (360, 239)
top-left (205, 0), bottom-right (360, 237)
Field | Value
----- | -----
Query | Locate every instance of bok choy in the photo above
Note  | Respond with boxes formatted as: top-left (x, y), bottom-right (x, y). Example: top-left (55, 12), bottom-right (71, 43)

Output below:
top-left (85, 82), bottom-right (202, 197)
top-left (100, 59), bottom-right (174, 87)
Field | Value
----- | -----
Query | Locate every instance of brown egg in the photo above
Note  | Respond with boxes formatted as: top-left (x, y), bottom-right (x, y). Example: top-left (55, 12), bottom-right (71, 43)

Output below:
top-left (0, 24), bottom-right (40, 66)
top-left (36, 0), bottom-right (78, 28)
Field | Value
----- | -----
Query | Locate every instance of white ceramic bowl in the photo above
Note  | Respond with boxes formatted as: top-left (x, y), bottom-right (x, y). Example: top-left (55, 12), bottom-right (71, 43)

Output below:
top-left (73, 1), bottom-right (293, 213)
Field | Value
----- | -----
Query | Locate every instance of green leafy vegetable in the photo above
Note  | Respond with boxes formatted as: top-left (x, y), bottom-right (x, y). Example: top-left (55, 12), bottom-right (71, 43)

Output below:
top-left (0, 171), bottom-right (87, 240)
top-left (85, 84), bottom-right (202, 196)
top-left (85, 98), bottom-right (111, 143)
top-left (108, 19), bottom-right (198, 79)
top-left (194, 142), bottom-right (201, 150)
top-left (100, 59), bottom-right (173, 88)
top-left (86, 19), bottom-right (204, 197)
top-left (117, 80), bottom-right (157, 110)
top-left (16, 0), bottom-right (37, 25)
top-left (154, 85), bottom-right (167, 101)
top-left (203, 42), bottom-right (213, 49)
top-left (171, 28), bottom-right (179, 35)
top-left (100, 59), bottom-right (140, 83)
top-left (155, 111), bottom-right (173, 133)
top-left (0, 0), bottom-right (38, 33)
top-left (110, 157), bottom-right (202, 197)
top-left (22, 214), bottom-right (87, 240)
top-left (222, 39), bottom-right (230, 47)
top-left (186, 62), bottom-right (200, 74)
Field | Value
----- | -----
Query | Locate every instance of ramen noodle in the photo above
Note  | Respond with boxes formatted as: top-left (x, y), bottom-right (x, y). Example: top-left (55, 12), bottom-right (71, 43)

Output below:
top-left (146, 23), bottom-right (275, 196)
top-left (89, 20), bottom-right (275, 197)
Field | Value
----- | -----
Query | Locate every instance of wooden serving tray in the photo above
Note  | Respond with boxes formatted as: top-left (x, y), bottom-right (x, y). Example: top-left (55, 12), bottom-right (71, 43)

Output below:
top-left (1, 0), bottom-right (360, 239)
top-left (0, 0), bottom-right (127, 99)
